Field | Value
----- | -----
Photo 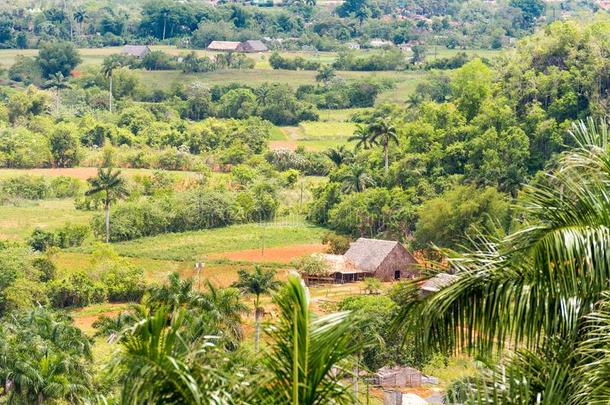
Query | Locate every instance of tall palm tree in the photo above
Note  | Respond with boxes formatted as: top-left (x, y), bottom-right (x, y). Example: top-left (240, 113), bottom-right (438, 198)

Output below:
top-left (73, 9), bottom-right (87, 37)
top-left (101, 58), bottom-right (123, 113)
top-left (258, 274), bottom-right (361, 404)
top-left (397, 118), bottom-right (610, 403)
top-left (232, 266), bottom-right (281, 352)
top-left (340, 163), bottom-right (375, 193)
top-left (348, 124), bottom-right (376, 151)
top-left (42, 72), bottom-right (70, 112)
top-left (369, 118), bottom-right (399, 173)
top-left (325, 145), bottom-right (352, 167)
top-left (85, 168), bottom-right (129, 243)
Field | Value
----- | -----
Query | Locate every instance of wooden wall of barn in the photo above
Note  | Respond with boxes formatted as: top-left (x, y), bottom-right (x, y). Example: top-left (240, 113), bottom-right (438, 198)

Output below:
top-left (374, 245), bottom-right (419, 281)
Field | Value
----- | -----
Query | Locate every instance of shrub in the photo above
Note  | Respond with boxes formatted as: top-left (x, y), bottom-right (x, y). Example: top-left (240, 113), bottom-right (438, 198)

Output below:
top-left (28, 224), bottom-right (89, 251)
top-left (28, 228), bottom-right (57, 252)
top-left (101, 265), bottom-right (146, 302)
top-left (47, 272), bottom-right (107, 308)
top-left (322, 232), bottom-right (351, 254)
top-left (294, 254), bottom-right (329, 277)
top-left (49, 176), bottom-right (82, 198)
top-left (0, 176), bottom-right (49, 199)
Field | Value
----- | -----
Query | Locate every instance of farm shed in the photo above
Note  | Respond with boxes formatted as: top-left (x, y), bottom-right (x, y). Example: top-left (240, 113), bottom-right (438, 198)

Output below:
top-left (344, 238), bottom-right (419, 281)
top-left (419, 273), bottom-right (458, 297)
top-left (238, 40), bottom-right (268, 52)
top-left (207, 41), bottom-right (241, 52)
top-left (374, 366), bottom-right (423, 388)
top-left (121, 45), bottom-right (151, 58)
top-left (302, 254), bottom-right (369, 285)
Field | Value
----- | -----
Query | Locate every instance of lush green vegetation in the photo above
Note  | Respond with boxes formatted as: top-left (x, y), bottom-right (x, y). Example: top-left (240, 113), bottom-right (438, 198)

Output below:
top-left (0, 0), bottom-right (609, 401)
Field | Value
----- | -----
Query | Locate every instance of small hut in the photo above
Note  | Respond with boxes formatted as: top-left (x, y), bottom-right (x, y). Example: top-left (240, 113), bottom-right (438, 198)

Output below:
top-left (238, 40), bottom-right (268, 53)
top-left (373, 366), bottom-right (423, 388)
top-left (207, 41), bottom-right (241, 52)
top-left (419, 273), bottom-right (458, 297)
top-left (121, 45), bottom-right (151, 59)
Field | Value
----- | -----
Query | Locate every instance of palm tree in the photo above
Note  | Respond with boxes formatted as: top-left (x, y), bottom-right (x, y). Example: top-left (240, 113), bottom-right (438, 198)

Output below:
top-left (232, 266), bottom-right (281, 353)
top-left (340, 163), bottom-right (375, 193)
top-left (258, 274), bottom-right (361, 404)
top-left (348, 124), bottom-right (376, 151)
top-left (42, 72), bottom-right (70, 112)
top-left (406, 93), bottom-right (423, 109)
top-left (85, 168), bottom-right (129, 243)
top-left (397, 118), bottom-right (610, 403)
top-left (325, 145), bottom-right (352, 167)
top-left (101, 58), bottom-right (123, 113)
top-left (73, 9), bottom-right (87, 37)
top-left (0, 309), bottom-right (92, 404)
top-left (113, 307), bottom-right (252, 404)
top-left (369, 117), bottom-right (399, 173)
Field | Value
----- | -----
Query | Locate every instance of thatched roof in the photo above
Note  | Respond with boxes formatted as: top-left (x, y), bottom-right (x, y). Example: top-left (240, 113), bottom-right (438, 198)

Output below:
top-left (238, 40), bottom-right (268, 52)
top-left (122, 45), bottom-right (151, 58)
top-left (321, 254), bottom-right (363, 275)
top-left (420, 273), bottom-right (458, 293)
top-left (344, 238), bottom-right (401, 272)
top-left (207, 41), bottom-right (241, 51)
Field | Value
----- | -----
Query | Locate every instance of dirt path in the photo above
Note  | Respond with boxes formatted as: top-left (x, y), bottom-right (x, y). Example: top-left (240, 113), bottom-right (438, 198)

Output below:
top-left (210, 243), bottom-right (326, 263)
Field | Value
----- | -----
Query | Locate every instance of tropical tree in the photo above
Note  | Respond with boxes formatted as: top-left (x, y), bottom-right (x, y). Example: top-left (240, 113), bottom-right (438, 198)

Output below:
top-left (232, 266), bottom-right (281, 352)
top-left (0, 309), bottom-right (93, 404)
top-left (101, 57), bottom-right (123, 113)
top-left (405, 93), bottom-right (423, 109)
top-left (85, 168), bottom-right (129, 243)
top-left (397, 118), bottom-right (610, 403)
top-left (348, 124), bottom-right (376, 151)
top-left (111, 306), bottom-right (253, 404)
top-left (73, 9), bottom-right (87, 37)
top-left (369, 117), bottom-right (399, 173)
top-left (257, 274), bottom-right (361, 404)
top-left (42, 72), bottom-right (70, 112)
top-left (340, 163), bottom-right (375, 193)
top-left (325, 145), bottom-right (352, 167)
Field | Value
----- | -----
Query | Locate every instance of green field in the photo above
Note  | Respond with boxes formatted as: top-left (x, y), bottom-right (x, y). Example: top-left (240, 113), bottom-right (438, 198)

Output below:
top-left (72, 219), bottom-right (327, 262)
top-left (0, 199), bottom-right (92, 239)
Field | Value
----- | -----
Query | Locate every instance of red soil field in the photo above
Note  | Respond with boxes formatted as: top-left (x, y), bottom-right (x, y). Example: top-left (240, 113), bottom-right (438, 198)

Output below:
top-left (210, 243), bottom-right (326, 263)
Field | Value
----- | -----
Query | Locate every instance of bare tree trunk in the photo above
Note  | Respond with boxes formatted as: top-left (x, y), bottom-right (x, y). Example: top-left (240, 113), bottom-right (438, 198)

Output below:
top-left (353, 356), bottom-right (359, 402)
top-left (255, 306), bottom-right (261, 353)
top-left (109, 75), bottom-right (113, 113)
top-left (384, 142), bottom-right (389, 173)
top-left (105, 199), bottom-right (110, 243)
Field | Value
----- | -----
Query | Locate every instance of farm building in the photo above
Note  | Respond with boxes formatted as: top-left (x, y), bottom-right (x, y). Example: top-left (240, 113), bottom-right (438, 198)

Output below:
top-left (303, 238), bottom-right (419, 284)
top-left (207, 41), bottom-right (241, 52)
top-left (419, 273), bottom-right (458, 297)
top-left (121, 45), bottom-right (151, 58)
top-left (344, 238), bottom-right (419, 281)
top-left (373, 366), bottom-right (423, 388)
top-left (237, 40), bottom-right (268, 52)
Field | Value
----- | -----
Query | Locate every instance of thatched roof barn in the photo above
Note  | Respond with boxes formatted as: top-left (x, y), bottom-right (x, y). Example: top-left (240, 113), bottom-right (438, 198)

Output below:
top-left (238, 40), bottom-right (268, 52)
top-left (121, 45), bottom-right (151, 58)
top-left (344, 238), bottom-right (419, 281)
top-left (207, 41), bottom-right (241, 52)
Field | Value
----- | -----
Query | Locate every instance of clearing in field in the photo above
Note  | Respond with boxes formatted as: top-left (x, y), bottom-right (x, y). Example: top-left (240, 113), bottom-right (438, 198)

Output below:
top-left (209, 243), bottom-right (326, 263)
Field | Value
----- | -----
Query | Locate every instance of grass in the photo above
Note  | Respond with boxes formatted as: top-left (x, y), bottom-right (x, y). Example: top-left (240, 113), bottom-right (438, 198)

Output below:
top-left (71, 219), bottom-right (327, 262)
top-left (280, 121), bottom-right (357, 151)
top-left (0, 199), bottom-right (92, 239)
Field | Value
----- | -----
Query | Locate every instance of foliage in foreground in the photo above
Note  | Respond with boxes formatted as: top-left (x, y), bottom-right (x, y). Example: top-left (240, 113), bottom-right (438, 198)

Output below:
top-left (397, 118), bottom-right (610, 404)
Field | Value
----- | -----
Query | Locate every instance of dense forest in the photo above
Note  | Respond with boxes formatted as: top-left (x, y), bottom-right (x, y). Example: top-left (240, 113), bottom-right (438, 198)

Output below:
top-left (0, 0), bottom-right (609, 402)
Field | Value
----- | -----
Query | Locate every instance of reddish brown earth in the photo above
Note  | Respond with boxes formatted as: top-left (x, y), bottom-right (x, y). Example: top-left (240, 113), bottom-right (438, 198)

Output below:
top-left (210, 243), bottom-right (326, 263)
top-left (269, 140), bottom-right (298, 151)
